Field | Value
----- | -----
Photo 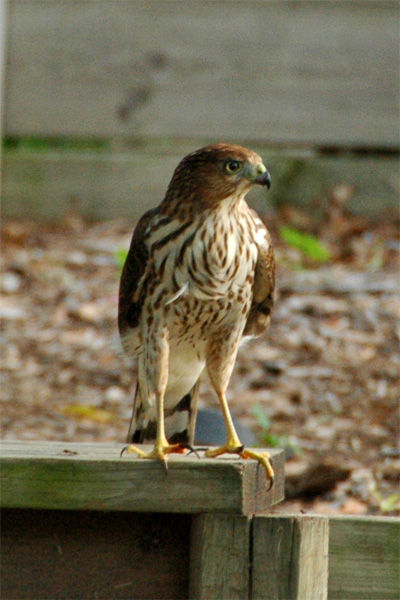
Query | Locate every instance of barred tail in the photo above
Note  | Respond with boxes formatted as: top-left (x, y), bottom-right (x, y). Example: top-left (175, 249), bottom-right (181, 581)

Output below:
top-left (126, 380), bottom-right (201, 445)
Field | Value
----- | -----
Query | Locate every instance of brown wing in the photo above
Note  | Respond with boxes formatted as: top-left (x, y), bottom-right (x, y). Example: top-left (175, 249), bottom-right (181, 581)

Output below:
top-left (118, 207), bottom-right (157, 340)
top-left (243, 215), bottom-right (275, 337)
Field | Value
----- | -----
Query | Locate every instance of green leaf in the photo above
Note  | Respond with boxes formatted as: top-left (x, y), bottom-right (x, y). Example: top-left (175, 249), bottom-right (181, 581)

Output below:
top-left (280, 226), bottom-right (331, 262)
top-left (380, 493), bottom-right (400, 513)
top-left (250, 403), bottom-right (271, 430)
top-left (115, 248), bottom-right (128, 272)
top-left (63, 404), bottom-right (116, 423)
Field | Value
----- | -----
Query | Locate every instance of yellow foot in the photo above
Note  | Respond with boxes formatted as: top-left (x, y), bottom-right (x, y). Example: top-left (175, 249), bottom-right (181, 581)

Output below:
top-left (205, 444), bottom-right (275, 490)
top-left (120, 442), bottom-right (188, 473)
top-left (241, 448), bottom-right (275, 490)
top-left (205, 442), bottom-right (244, 459)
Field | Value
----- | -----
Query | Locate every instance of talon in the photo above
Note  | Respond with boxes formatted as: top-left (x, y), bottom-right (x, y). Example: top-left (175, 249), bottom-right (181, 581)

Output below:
top-left (161, 457), bottom-right (169, 475)
top-left (204, 443), bottom-right (274, 490)
top-left (240, 448), bottom-right (275, 490)
top-left (120, 445), bottom-right (129, 458)
top-left (182, 444), bottom-right (208, 458)
top-left (119, 442), bottom-right (189, 473)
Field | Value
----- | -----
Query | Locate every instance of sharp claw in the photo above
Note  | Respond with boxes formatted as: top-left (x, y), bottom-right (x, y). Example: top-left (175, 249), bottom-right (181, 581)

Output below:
top-left (184, 447), bottom-right (200, 459)
top-left (161, 457), bottom-right (169, 475)
top-left (120, 445), bottom-right (129, 458)
top-left (183, 444), bottom-right (208, 458)
top-left (206, 444), bottom-right (275, 492)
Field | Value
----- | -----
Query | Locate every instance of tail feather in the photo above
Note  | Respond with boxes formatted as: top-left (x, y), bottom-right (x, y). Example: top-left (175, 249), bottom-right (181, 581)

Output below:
top-left (126, 379), bottom-right (201, 445)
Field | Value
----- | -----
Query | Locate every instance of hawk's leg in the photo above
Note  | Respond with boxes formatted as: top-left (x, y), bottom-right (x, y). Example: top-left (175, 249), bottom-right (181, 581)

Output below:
top-left (122, 327), bottom-right (187, 469)
top-left (206, 350), bottom-right (275, 487)
top-left (204, 390), bottom-right (274, 486)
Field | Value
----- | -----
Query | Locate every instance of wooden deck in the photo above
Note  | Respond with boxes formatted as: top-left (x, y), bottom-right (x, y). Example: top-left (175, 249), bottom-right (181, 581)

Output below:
top-left (1, 442), bottom-right (399, 600)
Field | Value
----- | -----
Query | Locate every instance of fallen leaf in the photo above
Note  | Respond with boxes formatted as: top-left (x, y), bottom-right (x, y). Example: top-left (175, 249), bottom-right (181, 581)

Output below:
top-left (63, 405), bottom-right (116, 423)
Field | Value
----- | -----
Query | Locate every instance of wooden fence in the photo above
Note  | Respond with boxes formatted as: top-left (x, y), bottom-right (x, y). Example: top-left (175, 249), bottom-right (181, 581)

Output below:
top-left (1, 441), bottom-right (399, 600)
top-left (2, 0), bottom-right (399, 221)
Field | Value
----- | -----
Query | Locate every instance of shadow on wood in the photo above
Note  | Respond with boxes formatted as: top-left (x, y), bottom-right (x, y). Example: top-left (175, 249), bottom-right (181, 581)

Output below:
top-left (1, 509), bottom-right (190, 600)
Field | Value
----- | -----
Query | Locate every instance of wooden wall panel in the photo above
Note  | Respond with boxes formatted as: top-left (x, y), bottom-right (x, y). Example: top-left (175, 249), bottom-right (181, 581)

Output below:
top-left (328, 516), bottom-right (400, 600)
top-left (1, 509), bottom-right (190, 600)
top-left (4, 1), bottom-right (399, 147)
top-left (3, 147), bottom-right (398, 221)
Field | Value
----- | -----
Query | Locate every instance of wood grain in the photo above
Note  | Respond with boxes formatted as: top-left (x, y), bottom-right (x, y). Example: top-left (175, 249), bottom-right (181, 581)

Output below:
top-left (0, 0), bottom-right (6, 145)
top-left (4, 1), bottom-right (399, 146)
top-left (0, 441), bottom-right (284, 515)
top-left (3, 148), bottom-right (398, 222)
top-left (328, 516), bottom-right (400, 600)
top-left (252, 513), bottom-right (329, 600)
top-left (1, 508), bottom-right (190, 600)
top-left (189, 513), bottom-right (250, 600)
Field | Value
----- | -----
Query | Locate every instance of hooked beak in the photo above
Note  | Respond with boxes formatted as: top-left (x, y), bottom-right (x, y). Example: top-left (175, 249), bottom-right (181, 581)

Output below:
top-left (249, 162), bottom-right (272, 189)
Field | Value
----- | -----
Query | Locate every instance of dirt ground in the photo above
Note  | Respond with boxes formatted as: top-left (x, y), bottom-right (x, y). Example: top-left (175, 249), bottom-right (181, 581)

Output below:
top-left (1, 201), bottom-right (399, 516)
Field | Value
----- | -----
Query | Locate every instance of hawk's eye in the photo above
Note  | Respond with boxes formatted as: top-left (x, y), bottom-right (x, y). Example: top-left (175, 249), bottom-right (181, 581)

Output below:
top-left (225, 160), bottom-right (241, 174)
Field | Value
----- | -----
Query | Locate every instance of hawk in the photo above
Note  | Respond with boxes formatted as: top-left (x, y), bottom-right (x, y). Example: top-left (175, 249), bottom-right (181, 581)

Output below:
top-left (119, 143), bottom-right (275, 483)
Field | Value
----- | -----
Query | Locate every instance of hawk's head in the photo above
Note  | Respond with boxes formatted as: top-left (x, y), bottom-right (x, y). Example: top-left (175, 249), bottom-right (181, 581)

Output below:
top-left (163, 143), bottom-right (271, 212)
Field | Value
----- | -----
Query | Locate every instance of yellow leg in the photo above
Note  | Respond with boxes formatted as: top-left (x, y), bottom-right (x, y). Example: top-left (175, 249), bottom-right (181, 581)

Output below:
top-left (205, 391), bottom-right (275, 488)
top-left (205, 391), bottom-right (243, 454)
top-left (121, 330), bottom-right (187, 469)
top-left (121, 389), bottom-right (188, 468)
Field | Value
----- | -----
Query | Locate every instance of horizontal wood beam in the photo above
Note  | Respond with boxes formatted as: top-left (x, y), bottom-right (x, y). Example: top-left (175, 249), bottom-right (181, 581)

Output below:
top-left (2, 147), bottom-right (398, 222)
top-left (4, 0), bottom-right (399, 147)
top-left (0, 441), bottom-right (284, 514)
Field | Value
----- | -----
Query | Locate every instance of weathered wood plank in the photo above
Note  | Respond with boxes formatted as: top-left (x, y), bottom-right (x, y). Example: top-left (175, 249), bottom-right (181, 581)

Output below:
top-left (2, 148), bottom-right (398, 221)
top-left (0, 441), bottom-right (284, 514)
top-left (0, 0), bottom-right (6, 148)
top-left (4, 1), bottom-right (399, 146)
top-left (328, 516), bottom-right (400, 600)
top-left (189, 513), bottom-right (250, 600)
top-left (1, 508), bottom-right (190, 600)
top-left (252, 514), bottom-right (329, 600)
top-left (279, 269), bottom-right (399, 295)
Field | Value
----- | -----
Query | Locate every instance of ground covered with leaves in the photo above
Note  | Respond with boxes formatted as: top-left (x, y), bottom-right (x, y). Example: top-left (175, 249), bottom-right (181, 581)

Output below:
top-left (1, 202), bottom-right (399, 515)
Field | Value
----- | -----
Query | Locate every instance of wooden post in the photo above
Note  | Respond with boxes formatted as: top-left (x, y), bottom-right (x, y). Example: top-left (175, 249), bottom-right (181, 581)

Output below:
top-left (328, 516), bottom-right (400, 600)
top-left (189, 514), bottom-right (250, 600)
top-left (252, 514), bottom-right (329, 600)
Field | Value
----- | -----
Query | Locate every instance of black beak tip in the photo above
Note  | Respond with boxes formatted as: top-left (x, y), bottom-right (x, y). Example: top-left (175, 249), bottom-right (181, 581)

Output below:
top-left (256, 171), bottom-right (272, 189)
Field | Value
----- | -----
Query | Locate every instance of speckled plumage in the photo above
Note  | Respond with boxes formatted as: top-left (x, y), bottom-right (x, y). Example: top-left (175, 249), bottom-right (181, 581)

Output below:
top-left (119, 143), bottom-right (275, 480)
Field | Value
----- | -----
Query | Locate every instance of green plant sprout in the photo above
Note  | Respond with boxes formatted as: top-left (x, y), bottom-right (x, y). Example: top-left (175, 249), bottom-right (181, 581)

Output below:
top-left (280, 225), bottom-right (331, 262)
top-left (250, 402), bottom-right (301, 454)
top-left (115, 248), bottom-right (128, 273)
top-left (371, 485), bottom-right (400, 514)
